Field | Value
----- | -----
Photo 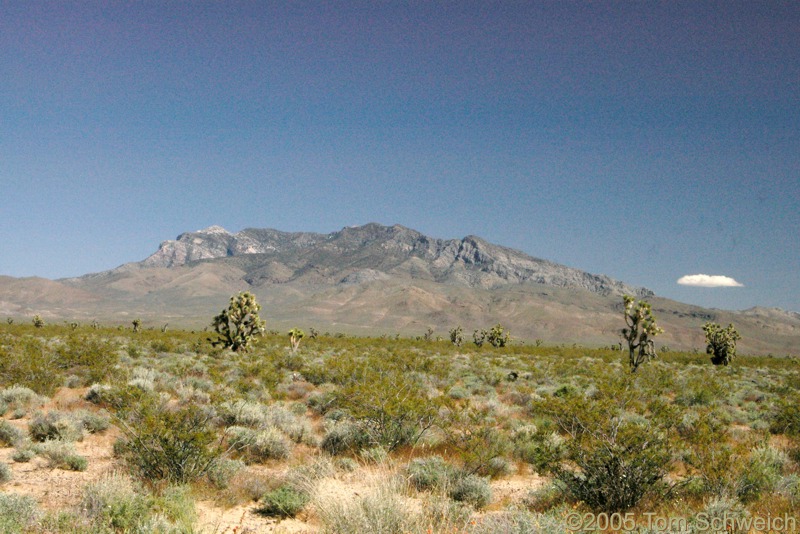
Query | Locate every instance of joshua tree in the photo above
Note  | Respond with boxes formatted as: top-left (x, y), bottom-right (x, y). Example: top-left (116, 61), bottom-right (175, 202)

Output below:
top-left (209, 292), bottom-right (266, 352)
top-left (288, 328), bottom-right (305, 352)
top-left (132, 319), bottom-right (141, 333)
top-left (473, 329), bottom-right (486, 347)
top-left (703, 322), bottom-right (741, 366)
top-left (449, 326), bottom-right (464, 347)
top-left (621, 295), bottom-right (663, 372)
top-left (423, 327), bottom-right (435, 342)
top-left (32, 315), bottom-right (45, 328)
top-left (487, 324), bottom-right (510, 348)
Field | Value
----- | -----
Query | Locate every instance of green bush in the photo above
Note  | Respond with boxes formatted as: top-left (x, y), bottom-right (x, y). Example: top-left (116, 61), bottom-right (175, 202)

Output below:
top-left (227, 425), bottom-right (291, 463)
top-left (0, 493), bottom-right (39, 533)
top-left (206, 458), bottom-right (246, 489)
top-left (407, 456), bottom-right (459, 492)
top-left (329, 356), bottom-right (440, 451)
top-left (28, 411), bottom-right (85, 442)
top-left (257, 486), bottom-right (310, 518)
top-left (154, 484), bottom-right (197, 532)
top-left (78, 410), bottom-right (111, 433)
top-left (771, 396), bottom-right (800, 436)
top-left (0, 385), bottom-right (48, 414)
top-left (448, 473), bottom-right (492, 509)
top-left (65, 453), bottom-right (88, 471)
top-left (737, 445), bottom-right (786, 503)
top-left (0, 340), bottom-right (48, 394)
top-left (34, 440), bottom-right (87, 470)
top-left (85, 383), bottom-right (114, 405)
top-left (0, 420), bottom-right (25, 447)
top-left (11, 446), bottom-right (36, 463)
top-left (0, 463), bottom-right (11, 483)
top-left (111, 388), bottom-right (222, 483)
top-left (532, 378), bottom-right (671, 512)
top-left (320, 420), bottom-right (372, 456)
top-left (80, 473), bottom-right (153, 531)
top-left (55, 334), bottom-right (119, 384)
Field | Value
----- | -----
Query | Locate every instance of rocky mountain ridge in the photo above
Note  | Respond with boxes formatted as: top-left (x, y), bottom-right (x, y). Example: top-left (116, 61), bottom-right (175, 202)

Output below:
top-left (138, 223), bottom-right (653, 298)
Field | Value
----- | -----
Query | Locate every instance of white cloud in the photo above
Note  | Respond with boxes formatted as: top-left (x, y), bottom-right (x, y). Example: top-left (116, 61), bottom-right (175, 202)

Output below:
top-left (677, 274), bottom-right (744, 288)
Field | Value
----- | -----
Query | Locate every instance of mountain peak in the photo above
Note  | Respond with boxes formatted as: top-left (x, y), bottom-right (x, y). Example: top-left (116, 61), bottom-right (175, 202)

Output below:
top-left (136, 223), bottom-right (651, 297)
top-left (197, 225), bottom-right (230, 235)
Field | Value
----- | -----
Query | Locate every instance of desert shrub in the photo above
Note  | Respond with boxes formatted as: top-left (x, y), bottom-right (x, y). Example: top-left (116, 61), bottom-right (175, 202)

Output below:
top-left (154, 484), bottom-right (197, 532)
top-left (448, 473), bottom-right (492, 509)
top-left (330, 357), bottom-right (440, 451)
top-left (227, 425), bottom-right (291, 462)
top-left (65, 454), bottom-right (89, 471)
top-left (127, 366), bottom-right (158, 391)
top-left (737, 445), bottom-right (787, 503)
top-left (0, 493), bottom-right (40, 532)
top-left (770, 396), bottom-right (800, 436)
top-left (405, 456), bottom-right (491, 509)
top-left (511, 424), bottom-right (564, 472)
top-left (282, 457), bottom-right (337, 495)
top-left (680, 409), bottom-right (738, 496)
top-left (206, 458), bottom-right (246, 489)
top-left (0, 420), bottom-right (25, 447)
top-left (447, 385), bottom-right (470, 399)
top-left (468, 509), bottom-right (570, 533)
top-left (256, 485), bottom-right (310, 518)
top-left (34, 439), bottom-right (88, 470)
top-left (531, 377), bottom-right (672, 512)
top-left (77, 410), bottom-right (111, 433)
top-left (81, 473), bottom-right (153, 531)
top-left (416, 498), bottom-right (473, 532)
top-left (321, 420), bottom-right (372, 456)
top-left (219, 399), bottom-right (268, 427)
top-left (439, 402), bottom-right (512, 477)
top-left (0, 338), bottom-right (61, 395)
top-left (55, 334), bottom-right (119, 384)
top-left (111, 387), bottom-right (222, 483)
top-left (0, 385), bottom-right (48, 413)
top-left (11, 446), bottom-right (36, 463)
top-left (85, 383), bottom-right (114, 405)
top-left (28, 411), bottom-right (85, 442)
top-left (775, 473), bottom-right (800, 505)
top-left (0, 463), bottom-right (11, 483)
top-left (523, 480), bottom-right (568, 512)
top-left (689, 495), bottom-right (749, 534)
top-left (407, 456), bottom-right (459, 492)
top-left (360, 445), bottom-right (389, 464)
top-left (315, 480), bottom-right (411, 534)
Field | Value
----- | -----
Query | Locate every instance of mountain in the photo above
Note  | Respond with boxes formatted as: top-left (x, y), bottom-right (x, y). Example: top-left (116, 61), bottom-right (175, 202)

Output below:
top-left (137, 223), bottom-right (653, 297)
top-left (2, 224), bottom-right (799, 355)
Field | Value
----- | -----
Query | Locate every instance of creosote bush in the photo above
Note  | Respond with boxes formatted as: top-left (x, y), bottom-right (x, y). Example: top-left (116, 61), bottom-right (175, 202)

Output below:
top-left (109, 387), bottom-right (222, 484)
top-left (532, 376), bottom-right (672, 512)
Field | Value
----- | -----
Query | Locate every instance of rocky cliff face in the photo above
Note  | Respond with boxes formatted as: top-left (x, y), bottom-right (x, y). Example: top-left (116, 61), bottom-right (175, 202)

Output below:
top-left (139, 223), bottom-right (652, 297)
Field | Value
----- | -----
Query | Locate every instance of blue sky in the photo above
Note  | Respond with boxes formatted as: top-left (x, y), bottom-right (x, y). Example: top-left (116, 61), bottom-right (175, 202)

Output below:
top-left (1, 1), bottom-right (798, 312)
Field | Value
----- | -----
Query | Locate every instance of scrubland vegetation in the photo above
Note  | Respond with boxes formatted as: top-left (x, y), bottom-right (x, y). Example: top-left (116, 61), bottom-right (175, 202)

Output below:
top-left (0, 310), bottom-right (799, 532)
